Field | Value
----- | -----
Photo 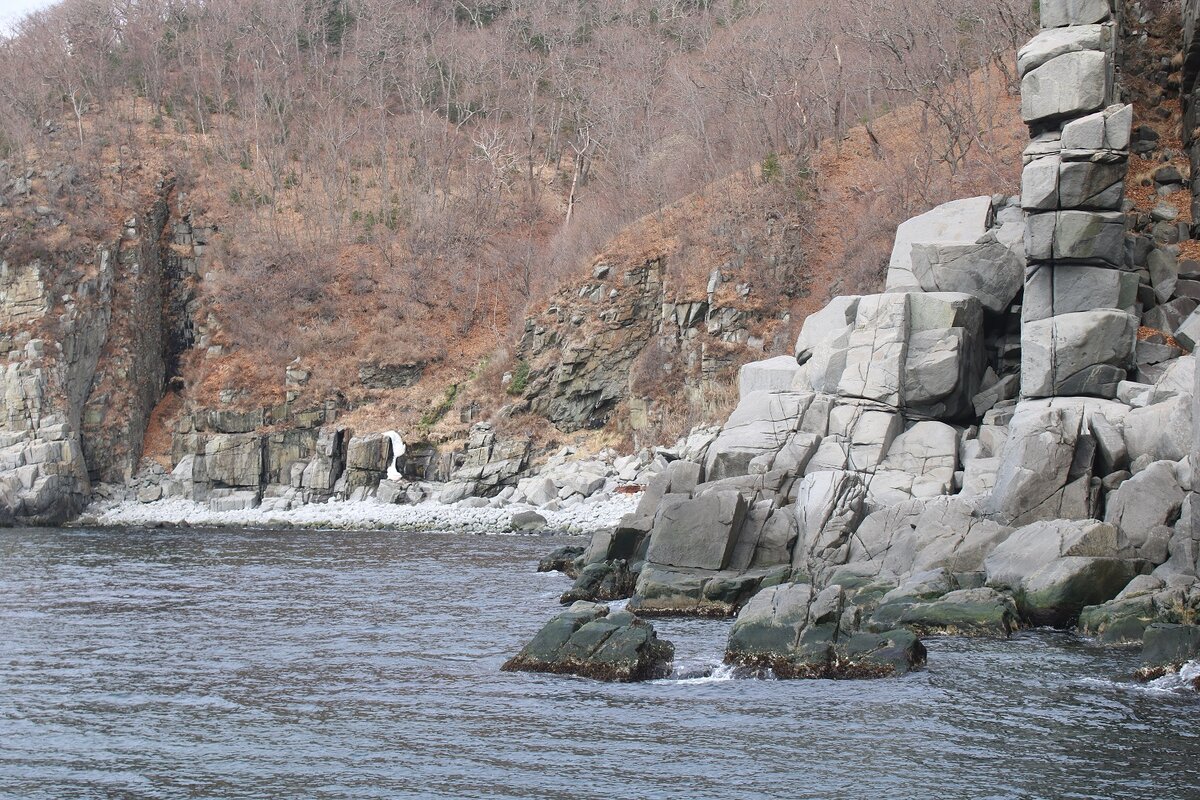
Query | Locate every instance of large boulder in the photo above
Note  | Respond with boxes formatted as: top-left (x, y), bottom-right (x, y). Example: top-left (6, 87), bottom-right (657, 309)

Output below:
top-left (850, 496), bottom-right (1012, 581)
top-left (1103, 461), bottom-right (1184, 550)
top-left (986, 402), bottom-right (1099, 525)
top-left (627, 564), bottom-right (772, 618)
top-left (867, 421), bottom-right (959, 508)
top-left (201, 433), bottom-right (263, 488)
top-left (795, 296), bottom-right (860, 364)
top-left (984, 518), bottom-right (1131, 590)
top-left (1017, 24), bottom-right (1111, 77)
top-left (792, 470), bottom-right (867, 579)
top-left (984, 518), bottom-right (1143, 626)
top-left (1140, 623), bottom-right (1200, 669)
top-left (502, 602), bottom-right (674, 682)
top-left (1039, 0), bottom-right (1112, 28)
top-left (560, 560), bottom-right (636, 604)
top-left (645, 489), bottom-right (746, 571)
top-left (909, 240), bottom-right (1024, 313)
top-left (1124, 395), bottom-right (1194, 463)
top-left (1023, 264), bottom-right (1138, 322)
top-left (738, 356), bottom-right (803, 397)
top-left (1020, 50), bottom-right (1109, 124)
top-left (1079, 576), bottom-right (1195, 644)
top-left (704, 391), bottom-right (813, 480)
top-left (820, 292), bottom-right (984, 419)
top-left (1020, 556), bottom-right (1143, 627)
top-left (871, 588), bottom-right (1019, 638)
top-left (885, 197), bottom-right (993, 290)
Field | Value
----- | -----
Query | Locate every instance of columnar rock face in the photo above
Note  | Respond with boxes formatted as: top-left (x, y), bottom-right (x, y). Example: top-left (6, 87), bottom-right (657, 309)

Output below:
top-left (1019, 2), bottom-right (1135, 400)
top-left (1183, 0), bottom-right (1200, 227)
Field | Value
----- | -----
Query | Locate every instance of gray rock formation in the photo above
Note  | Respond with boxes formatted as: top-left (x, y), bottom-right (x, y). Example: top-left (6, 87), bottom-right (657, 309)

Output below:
top-left (501, 602), bottom-right (674, 682)
top-left (725, 581), bottom-right (927, 678)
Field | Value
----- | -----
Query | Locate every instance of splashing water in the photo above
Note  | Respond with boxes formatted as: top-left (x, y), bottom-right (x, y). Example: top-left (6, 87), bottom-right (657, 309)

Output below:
top-left (1148, 660), bottom-right (1200, 693)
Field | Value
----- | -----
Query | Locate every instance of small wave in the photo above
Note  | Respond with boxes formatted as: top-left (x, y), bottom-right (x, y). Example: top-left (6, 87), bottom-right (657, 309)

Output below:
top-left (661, 662), bottom-right (749, 684)
top-left (1077, 661), bottom-right (1200, 697)
top-left (1077, 676), bottom-right (1182, 697)
top-left (1147, 660), bottom-right (1200, 693)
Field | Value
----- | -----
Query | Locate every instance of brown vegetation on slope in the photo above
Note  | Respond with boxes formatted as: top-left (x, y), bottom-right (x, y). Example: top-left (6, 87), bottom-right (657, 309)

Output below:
top-left (0, 0), bottom-right (1033, 456)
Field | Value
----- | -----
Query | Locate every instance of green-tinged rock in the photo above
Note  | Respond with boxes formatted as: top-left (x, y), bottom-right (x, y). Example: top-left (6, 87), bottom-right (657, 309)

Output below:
top-left (1079, 594), bottom-right (1160, 644)
top-left (865, 601), bottom-right (913, 632)
top-left (502, 602), bottom-right (674, 682)
top-left (892, 588), bottom-right (1018, 638)
top-left (837, 630), bottom-right (927, 677)
top-left (560, 559), bottom-right (636, 604)
top-left (628, 564), bottom-right (768, 618)
top-left (699, 572), bottom-right (763, 616)
top-left (626, 565), bottom-right (707, 616)
top-left (537, 545), bottom-right (585, 577)
top-left (1140, 623), bottom-right (1200, 668)
top-left (1020, 556), bottom-right (1144, 627)
top-left (724, 581), bottom-right (925, 679)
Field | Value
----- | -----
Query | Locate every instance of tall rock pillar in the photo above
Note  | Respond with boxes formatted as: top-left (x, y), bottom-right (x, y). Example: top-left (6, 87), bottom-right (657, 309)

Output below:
top-left (1019, 0), bottom-right (1138, 398)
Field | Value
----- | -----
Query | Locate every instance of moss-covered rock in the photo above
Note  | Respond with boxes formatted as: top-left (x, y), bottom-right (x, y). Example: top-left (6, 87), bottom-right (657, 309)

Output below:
top-left (870, 588), bottom-right (1018, 637)
top-left (537, 545), bottom-right (585, 577)
top-left (1019, 556), bottom-right (1144, 627)
top-left (502, 602), bottom-right (674, 682)
top-left (724, 581), bottom-right (926, 679)
top-left (559, 559), bottom-right (636, 603)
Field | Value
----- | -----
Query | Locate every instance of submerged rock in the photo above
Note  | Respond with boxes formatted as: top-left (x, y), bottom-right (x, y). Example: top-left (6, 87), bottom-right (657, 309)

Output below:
top-left (502, 602), bottom-right (674, 682)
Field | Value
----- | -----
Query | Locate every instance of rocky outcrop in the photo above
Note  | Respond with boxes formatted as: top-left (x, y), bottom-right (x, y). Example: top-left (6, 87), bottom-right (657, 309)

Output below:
top-left (81, 196), bottom-right (175, 484)
top-left (725, 582), bottom-right (927, 678)
top-left (525, 0), bottom-right (1200, 679)
top-left (0, 180), bottom-right (203, 523)
top-left (501, 602), bottom-right (674, 682)
top-left (437, 422), bottom-right (530, 503)
top-left (512, 258), bottom-right (666, 431)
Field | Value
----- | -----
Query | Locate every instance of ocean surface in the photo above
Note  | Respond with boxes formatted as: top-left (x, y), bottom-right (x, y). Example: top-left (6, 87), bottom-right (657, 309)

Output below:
top-left (2, 526), bottom-right (1199, 800)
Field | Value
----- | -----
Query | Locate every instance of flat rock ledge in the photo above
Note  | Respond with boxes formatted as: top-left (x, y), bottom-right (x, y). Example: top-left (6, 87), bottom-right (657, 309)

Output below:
top-left (502, 602), bottom-right (674, 682)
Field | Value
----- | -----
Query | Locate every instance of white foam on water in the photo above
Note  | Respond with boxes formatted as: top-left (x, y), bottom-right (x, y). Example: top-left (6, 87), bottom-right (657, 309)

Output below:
top-left (1147, 660), bottom-right (1200, 693)
top-left (1077, 660), bottom-right (1200, 697)
top-left (660, 662), bottom-right (742, 684)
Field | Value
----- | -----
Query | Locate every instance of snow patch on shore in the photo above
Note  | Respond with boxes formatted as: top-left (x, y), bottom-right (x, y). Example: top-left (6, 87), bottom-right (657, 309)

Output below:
top-left (80, 494), bottom-right (637, 535)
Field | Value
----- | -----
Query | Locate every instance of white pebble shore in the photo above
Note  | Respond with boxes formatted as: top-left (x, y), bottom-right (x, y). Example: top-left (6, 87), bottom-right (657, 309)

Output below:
top-left (79, 493), bottom-right (638, 535)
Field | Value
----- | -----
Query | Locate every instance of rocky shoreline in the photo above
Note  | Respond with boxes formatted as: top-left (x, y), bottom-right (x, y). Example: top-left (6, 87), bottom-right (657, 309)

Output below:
top-left (77, 492), bottom-right (636, 535)
top-left (506, 0), bottom-right (1200, 685)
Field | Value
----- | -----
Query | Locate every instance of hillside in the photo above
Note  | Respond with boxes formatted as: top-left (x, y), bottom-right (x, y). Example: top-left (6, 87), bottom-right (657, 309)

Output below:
top-left (0, 0), bottom-right (1033, 505)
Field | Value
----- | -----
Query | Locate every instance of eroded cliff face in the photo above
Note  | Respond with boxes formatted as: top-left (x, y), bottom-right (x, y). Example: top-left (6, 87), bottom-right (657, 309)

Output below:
top-left (81, 194), bottom-right (204, 484)
top-left (0, 178), bottom-right (199, 523)
top-left (513, 258), bottom-right (667, 432)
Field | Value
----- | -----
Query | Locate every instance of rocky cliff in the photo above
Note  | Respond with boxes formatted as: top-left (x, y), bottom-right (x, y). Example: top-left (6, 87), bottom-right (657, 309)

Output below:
top-left (524, 0), bottom-right (1200, 679)
top-left (0, 177), bottom-right (200, 524)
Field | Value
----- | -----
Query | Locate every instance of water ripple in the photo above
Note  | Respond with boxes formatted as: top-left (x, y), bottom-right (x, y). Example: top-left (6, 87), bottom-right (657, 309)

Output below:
top-left (1, 526), bottom-right (1197, 799)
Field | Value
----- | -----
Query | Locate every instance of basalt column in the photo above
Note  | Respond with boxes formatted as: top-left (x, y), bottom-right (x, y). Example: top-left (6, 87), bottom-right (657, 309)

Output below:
top-left (1019, 0), bottom-right (1138, 399)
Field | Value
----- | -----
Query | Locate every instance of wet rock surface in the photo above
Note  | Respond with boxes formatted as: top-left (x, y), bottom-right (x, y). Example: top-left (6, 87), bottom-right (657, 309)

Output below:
top-left (502, 602), bottom-right (674, 682)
